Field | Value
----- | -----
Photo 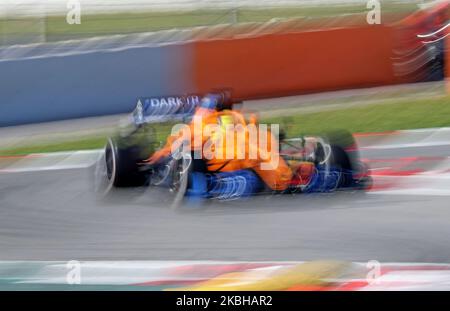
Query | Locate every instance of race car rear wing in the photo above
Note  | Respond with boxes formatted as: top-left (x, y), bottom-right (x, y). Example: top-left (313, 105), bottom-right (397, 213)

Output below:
top-left (131, 95), bottom-right (202, 125)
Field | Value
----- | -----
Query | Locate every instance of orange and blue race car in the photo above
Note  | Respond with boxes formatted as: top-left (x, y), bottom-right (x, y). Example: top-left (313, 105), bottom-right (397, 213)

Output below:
top-left (93, 92), bottom-right (372, 208)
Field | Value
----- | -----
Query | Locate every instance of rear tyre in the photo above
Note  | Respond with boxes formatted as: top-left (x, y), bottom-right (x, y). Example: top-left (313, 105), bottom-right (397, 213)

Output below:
top-left (93, 137), bottom-right (147, 198)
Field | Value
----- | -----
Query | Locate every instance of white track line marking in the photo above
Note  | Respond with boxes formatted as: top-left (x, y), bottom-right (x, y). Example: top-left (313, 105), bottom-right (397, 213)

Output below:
top-left (0, 150), bottom-right (102, 173)
top-left (370, 188), bottom-right (450, 196)
top-left (361, 141), bottom-right (450, 150)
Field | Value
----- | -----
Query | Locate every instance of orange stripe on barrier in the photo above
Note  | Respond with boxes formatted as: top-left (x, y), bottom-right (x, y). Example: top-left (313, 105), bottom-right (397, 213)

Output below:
top-left (192, 26), bottom-right (396, 100)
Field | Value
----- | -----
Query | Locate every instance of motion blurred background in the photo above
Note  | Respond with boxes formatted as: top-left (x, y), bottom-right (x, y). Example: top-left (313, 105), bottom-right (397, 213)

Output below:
top-left (0, 0), bottom-right (448, 146)
top-left (1, 0), bottom-right (450, 291)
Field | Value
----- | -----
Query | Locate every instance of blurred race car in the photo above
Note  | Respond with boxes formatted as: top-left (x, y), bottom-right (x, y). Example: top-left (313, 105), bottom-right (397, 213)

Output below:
top-left (93, 93), bottom-right (372, 208)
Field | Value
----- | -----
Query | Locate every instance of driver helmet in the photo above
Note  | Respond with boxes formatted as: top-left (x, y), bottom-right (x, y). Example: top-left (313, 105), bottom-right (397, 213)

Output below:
top-left (200, 91), bottom-right (232, 111)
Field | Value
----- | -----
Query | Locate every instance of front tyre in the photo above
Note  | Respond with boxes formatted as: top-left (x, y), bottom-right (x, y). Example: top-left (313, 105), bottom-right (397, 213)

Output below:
top-left (169, 152), bottom-right (192, 210)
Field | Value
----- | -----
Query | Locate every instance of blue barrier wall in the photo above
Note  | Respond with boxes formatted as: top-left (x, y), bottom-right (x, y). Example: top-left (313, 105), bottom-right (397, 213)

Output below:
top-left (0, 44), bottom-right (193, 126)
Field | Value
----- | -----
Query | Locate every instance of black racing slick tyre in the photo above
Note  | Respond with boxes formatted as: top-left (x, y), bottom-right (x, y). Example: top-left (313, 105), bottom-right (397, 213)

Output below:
top-left (168, 152), bottom-right (192, 210)
top-left (93, 137), bottom-right (147, 197)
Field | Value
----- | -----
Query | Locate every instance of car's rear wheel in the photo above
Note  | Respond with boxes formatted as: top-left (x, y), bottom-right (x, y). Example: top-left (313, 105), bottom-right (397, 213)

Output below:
top-left (94, 137), bottom-right (147, 198)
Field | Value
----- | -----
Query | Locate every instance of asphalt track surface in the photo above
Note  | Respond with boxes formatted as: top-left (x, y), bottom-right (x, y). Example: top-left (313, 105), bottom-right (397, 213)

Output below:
top-left (0, 146), bottom-right (450, 263)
